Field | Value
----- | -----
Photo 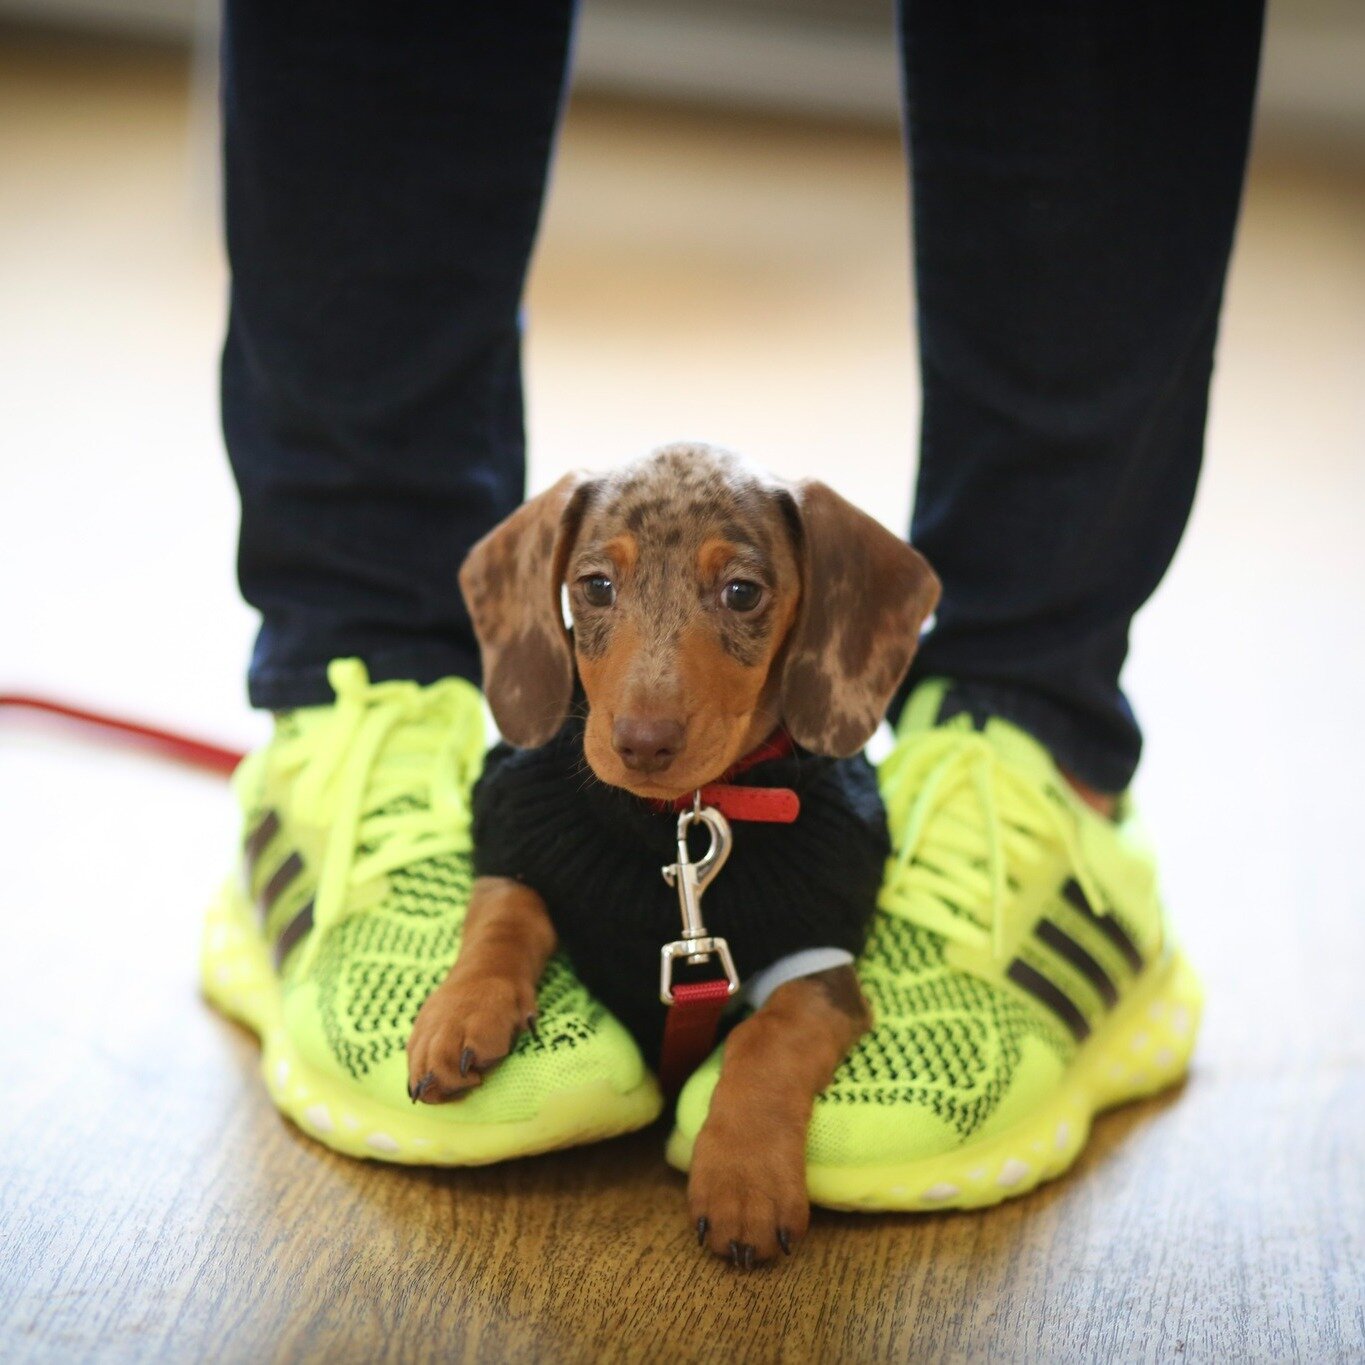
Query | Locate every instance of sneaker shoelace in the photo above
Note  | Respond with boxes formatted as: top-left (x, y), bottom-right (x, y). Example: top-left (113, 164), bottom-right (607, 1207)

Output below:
top-left (877, 724), bottom-right (1106, 963)
top-left (276, 659), bottom-right (481, 971)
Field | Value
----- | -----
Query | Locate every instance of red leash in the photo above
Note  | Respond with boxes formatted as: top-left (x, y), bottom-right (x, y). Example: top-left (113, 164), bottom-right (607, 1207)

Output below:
top-left (658, 979), bottom-right (735, 1099)
top-left (0, 693), bottom-right (246, 776)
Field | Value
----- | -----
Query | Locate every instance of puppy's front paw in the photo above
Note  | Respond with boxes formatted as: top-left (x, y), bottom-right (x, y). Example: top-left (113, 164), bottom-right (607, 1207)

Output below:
top-left (406, 975), bottom-right (536, 1103)
top-left (688, 1127), bottom-right (811, 1268)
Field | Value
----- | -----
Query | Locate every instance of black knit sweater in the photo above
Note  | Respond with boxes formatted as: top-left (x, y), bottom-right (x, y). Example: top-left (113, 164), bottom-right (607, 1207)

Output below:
top-left (472, 713), bottom-right (889, 1059)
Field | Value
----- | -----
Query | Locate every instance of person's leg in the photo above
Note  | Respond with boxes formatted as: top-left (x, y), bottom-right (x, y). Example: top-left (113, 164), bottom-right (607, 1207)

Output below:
top-left (207, 2), bottom-right (662, 1165)
top-left (670, 0), bottom-right (1269, 1220)
top-left (222, 2), bottom-right (576, 708)
top-left (897, 0), bottom-right (1265, 793)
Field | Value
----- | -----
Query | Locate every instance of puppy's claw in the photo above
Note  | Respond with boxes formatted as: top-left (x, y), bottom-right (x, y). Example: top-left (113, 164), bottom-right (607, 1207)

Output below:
top-left (459, 1047), bottom-right (476, 1078)
top-left (729, 1240), bottom-right (742, 1267)
top-left (777, 1227), bottom-right (793, 1256)
top-left (696, 1216), bottom-right (708, 1247)
top-left (742, 1243), bottom-right (755, 1271)
top-left (410, 1072), bottom-right (437, 1103)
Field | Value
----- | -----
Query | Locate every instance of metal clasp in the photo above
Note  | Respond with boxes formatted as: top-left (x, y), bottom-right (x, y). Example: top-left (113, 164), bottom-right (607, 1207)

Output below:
top-left (659, 798), bottom-right (739, 1004)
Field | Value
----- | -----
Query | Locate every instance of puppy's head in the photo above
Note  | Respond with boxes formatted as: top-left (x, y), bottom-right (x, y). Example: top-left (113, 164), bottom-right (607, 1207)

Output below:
top-left (460, 442), bottom-right (939, 799)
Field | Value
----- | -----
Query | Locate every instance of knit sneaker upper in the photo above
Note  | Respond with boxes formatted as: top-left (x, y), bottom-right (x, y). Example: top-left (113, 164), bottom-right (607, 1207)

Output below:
top-left (674, 678), bottom-right (1170, 1168)
top-left (235, 659), bottom-right (647, 1122)
top-left (804, 679), bottom-right (1167, 1164)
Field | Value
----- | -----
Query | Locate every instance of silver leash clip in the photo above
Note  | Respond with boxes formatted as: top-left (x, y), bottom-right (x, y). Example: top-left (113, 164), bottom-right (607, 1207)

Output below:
top-left (659, 796), bottom-right (739, 1004)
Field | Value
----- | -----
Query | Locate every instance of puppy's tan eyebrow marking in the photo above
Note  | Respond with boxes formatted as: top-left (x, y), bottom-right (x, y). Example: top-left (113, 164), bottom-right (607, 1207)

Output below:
top-left (698, 538), bottom-right (772, 588)
top-left (698, 538), bottom-right (745, 580)
top-left (574, 533), bottom-right (639, 579)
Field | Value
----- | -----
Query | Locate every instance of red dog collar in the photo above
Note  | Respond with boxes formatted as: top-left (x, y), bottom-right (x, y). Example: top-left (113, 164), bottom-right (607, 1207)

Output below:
top-left (649, 728), bottom-right (800, 825)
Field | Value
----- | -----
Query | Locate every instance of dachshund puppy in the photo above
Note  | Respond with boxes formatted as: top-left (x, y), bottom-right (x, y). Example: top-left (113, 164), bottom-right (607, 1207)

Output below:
top-left (408, 442), bottom-right (938, 1265)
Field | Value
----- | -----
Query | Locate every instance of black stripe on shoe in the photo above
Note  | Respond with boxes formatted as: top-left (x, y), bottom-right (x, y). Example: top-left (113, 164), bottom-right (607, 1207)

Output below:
top-left (259, 851), bottom-right (304, 918)
top-left (1061, 878), bottom-right (1144, 974)
top-left (1006, 959), bottom-right (1091, 1042)
top-left (273, 899), bottom-right (314, 968)
top-left (1035, 918), bottom-right (1119, 1008)
top-left (244, 810), bottom-right (280, 873)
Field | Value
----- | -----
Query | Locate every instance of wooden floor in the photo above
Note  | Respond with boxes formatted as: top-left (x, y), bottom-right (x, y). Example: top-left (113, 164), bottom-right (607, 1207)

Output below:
top-left (2, 27), bottom-right (1364, 1364)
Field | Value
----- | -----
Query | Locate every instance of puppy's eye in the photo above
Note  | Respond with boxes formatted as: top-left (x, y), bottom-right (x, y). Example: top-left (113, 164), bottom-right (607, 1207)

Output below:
top-left (579, 574), bottom-right (616, 608)
top-left (721, 579), bottom-right (763, 613)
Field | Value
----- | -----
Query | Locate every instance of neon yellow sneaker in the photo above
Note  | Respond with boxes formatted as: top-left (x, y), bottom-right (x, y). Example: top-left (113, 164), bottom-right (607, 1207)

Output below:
top-left (667, 679), bottom-right (1202, 1210)
top-left (201, 659), bottom-right (661, 1164)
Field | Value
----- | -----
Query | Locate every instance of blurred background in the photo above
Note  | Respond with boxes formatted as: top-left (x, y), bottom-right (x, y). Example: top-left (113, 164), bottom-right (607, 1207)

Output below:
top-left (2, 6), bottom-right (1363, 939)
top-left (2, 0), bottom-right (1363, 957)
top-left (4, 0), bottom-right (1363, 974)
top-left (3, 0), bottom-right (1361, 731)
top-left (1, 2), bottom-right (1362, 1355)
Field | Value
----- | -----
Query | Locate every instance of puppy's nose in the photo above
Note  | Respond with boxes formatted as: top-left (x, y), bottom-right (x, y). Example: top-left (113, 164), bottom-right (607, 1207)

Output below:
top-left (612, 716), bottom-right (684, 774)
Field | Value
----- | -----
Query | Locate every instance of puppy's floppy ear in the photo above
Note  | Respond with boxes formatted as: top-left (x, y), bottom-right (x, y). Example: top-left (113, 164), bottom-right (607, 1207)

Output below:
top-left (777, 480), bottom-right (940, 757)
top-left (459, 472), bottom-right (596, 748)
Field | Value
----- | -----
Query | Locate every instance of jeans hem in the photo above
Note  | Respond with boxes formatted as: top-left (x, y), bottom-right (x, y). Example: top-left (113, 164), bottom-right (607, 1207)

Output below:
top-left (894, 674), bottom-right (1140, 794)
top-left (247, 642), bottom-right (483, 711)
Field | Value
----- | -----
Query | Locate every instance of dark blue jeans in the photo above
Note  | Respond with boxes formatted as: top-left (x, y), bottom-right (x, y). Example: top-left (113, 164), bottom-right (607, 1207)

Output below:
top-left (222, 1), bottom-right (1263, 792)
